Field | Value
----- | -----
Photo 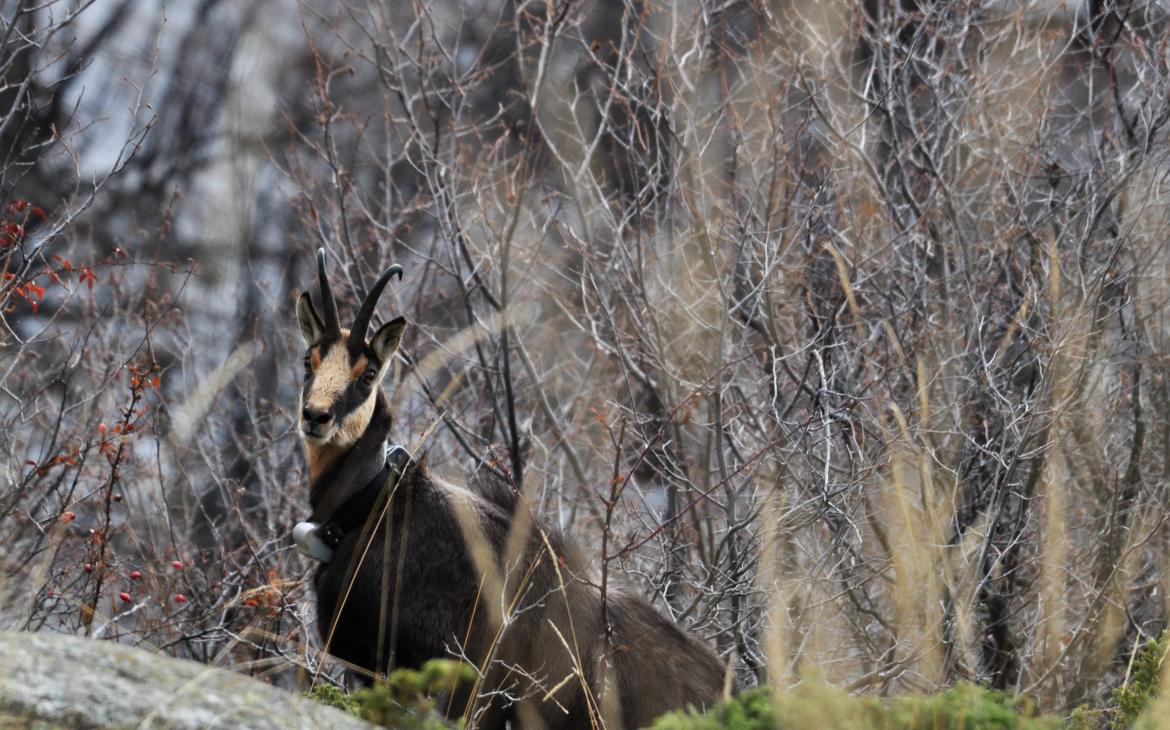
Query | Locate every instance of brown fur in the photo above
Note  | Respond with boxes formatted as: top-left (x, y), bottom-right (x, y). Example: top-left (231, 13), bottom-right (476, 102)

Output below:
top-left (297, 262), bottom-right (728, 728)
top-left (307, 399), bottom-right (729, 728)
top-left (301, 324), bottom-right (386, 458)
top-left (305, 442), bottom-right (344, 482)
top-left (349, 356), bottom-right (369, 379)
top-left (305, 343), bottom-right (354, 414)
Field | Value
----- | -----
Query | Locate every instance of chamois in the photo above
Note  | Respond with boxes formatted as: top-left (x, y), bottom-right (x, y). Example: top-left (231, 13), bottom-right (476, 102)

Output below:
top-left (294, 249), bottom-right (727, 728)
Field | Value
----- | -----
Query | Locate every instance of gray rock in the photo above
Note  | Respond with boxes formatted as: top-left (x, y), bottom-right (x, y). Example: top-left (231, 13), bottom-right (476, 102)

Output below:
top-left (0, 631), bottom-right (372, 729)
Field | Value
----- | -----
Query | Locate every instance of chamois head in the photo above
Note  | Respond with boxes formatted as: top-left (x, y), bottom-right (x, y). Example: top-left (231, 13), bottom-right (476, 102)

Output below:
top-left (296, 249), bottom-right (405, 451)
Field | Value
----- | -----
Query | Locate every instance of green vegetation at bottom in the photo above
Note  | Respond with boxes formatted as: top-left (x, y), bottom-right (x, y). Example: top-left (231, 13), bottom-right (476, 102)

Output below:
top-left (307, 633), bottom-right (1170, 729)
top-left (307, 659), bottom-right (473, 729)
top-left (651, 683), bottom-right (1057, 730)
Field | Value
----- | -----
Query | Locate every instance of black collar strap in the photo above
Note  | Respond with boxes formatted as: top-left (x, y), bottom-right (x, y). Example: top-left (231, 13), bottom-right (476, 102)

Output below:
top-left (316, 444), bottom-right (412, 550)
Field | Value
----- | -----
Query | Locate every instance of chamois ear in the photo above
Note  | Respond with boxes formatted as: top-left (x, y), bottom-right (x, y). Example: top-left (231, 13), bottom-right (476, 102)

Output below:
top-left (370, 316), bottom-right (406, 364)
top-left (297, 292), bottom-right (325, 346)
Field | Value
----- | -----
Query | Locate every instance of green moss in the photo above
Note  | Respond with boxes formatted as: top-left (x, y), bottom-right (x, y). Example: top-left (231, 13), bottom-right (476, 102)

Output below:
top-left (1066, 703), bottom-right (1105, 730)
top-left (306, 659), bottom-right (476, 729)
top-left (306, 682), bottom-right (363, 717)
top-left (320, 665), bottom-right (1170, 729)
top-left (649, 682), bottom-right (1060, 730)
top-left (1116, 630), bottom-right (1170, 729)
top-left (648, 687), bottom-right (778, 730)
top-left (299, 637), bottom-right (1170, 730)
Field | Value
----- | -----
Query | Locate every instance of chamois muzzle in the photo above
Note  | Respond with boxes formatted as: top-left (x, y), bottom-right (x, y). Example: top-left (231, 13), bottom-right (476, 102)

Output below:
top-left (301, 407), bottom-right (333, 438)
top-left (300, 250), bottom-right (406, 447)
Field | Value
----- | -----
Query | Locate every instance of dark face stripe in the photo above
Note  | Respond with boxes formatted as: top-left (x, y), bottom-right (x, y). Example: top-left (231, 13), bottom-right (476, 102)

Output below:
top-left (302, 337), bottom-right (381, 422)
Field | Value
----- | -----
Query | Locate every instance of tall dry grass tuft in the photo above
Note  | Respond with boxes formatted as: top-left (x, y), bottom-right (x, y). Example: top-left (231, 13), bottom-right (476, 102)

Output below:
top-left (5, 0), bottom-right (1170, 724)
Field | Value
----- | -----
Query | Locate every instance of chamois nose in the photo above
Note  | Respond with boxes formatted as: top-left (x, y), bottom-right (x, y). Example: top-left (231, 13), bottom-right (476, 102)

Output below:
top-left (302, 408), bottom-right (333, 430)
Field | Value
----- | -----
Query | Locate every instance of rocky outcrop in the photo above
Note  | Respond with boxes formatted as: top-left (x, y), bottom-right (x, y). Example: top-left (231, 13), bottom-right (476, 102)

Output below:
top-left (0, 630), bottom-right (371, 729)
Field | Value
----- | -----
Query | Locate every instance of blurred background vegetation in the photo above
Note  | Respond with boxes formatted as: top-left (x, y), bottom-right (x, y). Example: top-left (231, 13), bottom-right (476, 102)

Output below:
top-left (2, 0), bottom-right (1170, 724)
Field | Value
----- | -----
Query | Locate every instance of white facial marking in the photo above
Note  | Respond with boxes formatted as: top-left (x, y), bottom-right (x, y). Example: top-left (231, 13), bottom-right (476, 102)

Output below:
top-left (306, 344), bottom-right (350, 415)
top-left (301, 328), bottom-right (391, 451)
top-left (334, 394), bottom-right (375, 448)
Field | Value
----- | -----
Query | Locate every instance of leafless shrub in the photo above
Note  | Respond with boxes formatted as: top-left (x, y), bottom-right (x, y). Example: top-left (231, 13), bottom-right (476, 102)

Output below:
top-left (3, 0), bottom-right (1170, 720)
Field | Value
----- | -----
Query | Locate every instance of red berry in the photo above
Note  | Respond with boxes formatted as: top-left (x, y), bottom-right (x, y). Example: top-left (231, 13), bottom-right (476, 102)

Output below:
top-left (129, 571), bottom-right (141, 581)
top-left (83, 563), bottom-right (93, 573)
top-left (97, 423), bottom-right (107, 435)
top-left (112, 494), bottom-right (122, 503)
top-left (171, 561), bottom-right (184, 570)
top-left (60, 511), bottom-right (75, 523)
top-left (118, 592), bottom-right (131, 603)
top-left (46, 589), bottom-right (54, 598)
top-left (174, 594), bottom-right (186, 604)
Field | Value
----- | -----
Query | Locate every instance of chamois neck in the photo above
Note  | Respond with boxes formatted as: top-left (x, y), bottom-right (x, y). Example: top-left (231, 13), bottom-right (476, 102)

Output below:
top-left (307, 391), bottom-right (392, 512)
top-left (306, 442), bottom-right (345, 482)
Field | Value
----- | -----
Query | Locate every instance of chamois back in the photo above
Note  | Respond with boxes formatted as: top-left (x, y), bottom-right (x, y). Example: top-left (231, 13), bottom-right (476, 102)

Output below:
top-left (296, 252), bottom-right (728, 728)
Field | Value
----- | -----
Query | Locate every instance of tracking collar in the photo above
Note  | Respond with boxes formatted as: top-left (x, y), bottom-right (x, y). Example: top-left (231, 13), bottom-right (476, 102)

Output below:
top-left (294, 444), bottom-right (412, 563)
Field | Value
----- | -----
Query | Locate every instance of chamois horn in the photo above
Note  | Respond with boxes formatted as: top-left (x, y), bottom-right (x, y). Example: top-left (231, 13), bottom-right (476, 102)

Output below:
top-left (316, 248), bottom-right (342, 336)
top-left (348, 263), bottom-right (404, 349)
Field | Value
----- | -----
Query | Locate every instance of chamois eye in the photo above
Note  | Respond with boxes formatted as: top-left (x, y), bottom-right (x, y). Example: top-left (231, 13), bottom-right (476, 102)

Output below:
top-left (361, 369), bottom-right (377, 386)
top-left (303, 354), bottom-right (312, 375)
